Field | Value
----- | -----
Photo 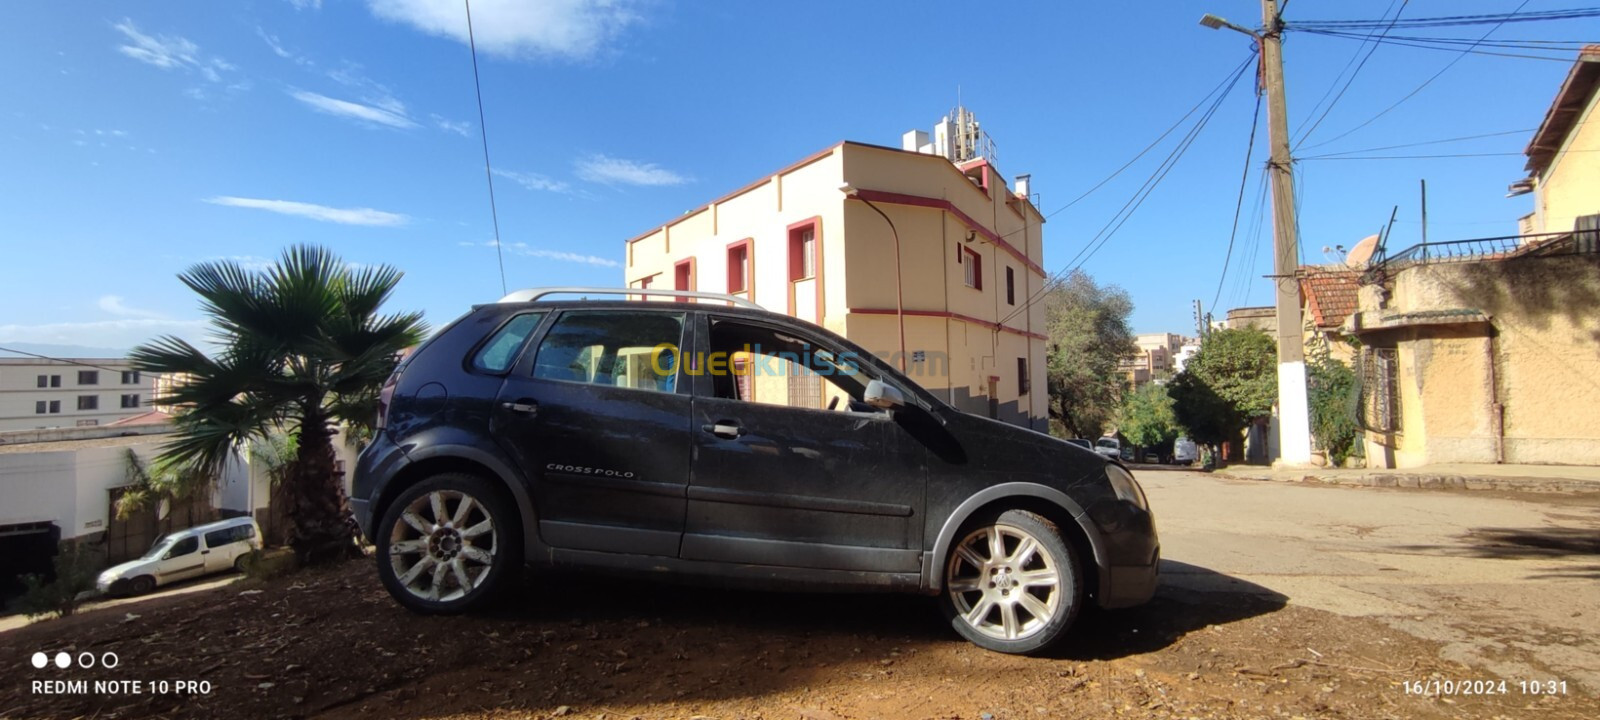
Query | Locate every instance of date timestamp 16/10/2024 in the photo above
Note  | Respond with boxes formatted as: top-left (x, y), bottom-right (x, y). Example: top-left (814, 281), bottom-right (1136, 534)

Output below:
top-left (1403, 679), bottom-right (1568, 696)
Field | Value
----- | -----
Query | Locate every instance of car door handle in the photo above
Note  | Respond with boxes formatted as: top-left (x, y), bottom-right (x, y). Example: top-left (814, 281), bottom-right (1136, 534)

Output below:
top-left (501, 400), bottom-right (539, 415)
top-left (701, 422), bottom-right (744, 439)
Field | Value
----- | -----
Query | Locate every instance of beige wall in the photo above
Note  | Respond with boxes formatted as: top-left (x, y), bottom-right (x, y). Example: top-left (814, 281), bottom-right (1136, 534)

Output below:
top-left (0, 359), bottom-right (159, 432)
top-left (1361, 257), bottom-right (1600, 467)
top-left (625, 142), bottom-right (1049, 429)
top-left (1533, 87), bottom-right (1600, 234)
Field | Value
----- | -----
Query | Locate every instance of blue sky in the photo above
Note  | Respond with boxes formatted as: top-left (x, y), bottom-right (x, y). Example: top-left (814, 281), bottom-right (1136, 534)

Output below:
top-left (2, 0), bottom-right (1595, 353)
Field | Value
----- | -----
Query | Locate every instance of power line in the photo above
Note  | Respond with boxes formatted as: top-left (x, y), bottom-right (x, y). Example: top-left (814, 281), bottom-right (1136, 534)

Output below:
top-left (1295, 0), bottom-right (1536, 152)
top-left (993, 50), bottom-right (1261, 245)
top-left (998, 52), bottom-right (1257, 328)
top-left (0, 347), bottom-right (135, 373)
top-left (1288, 7), bottom-right (1600, 30)
top-left (464, 0), bottom-right (508, 296)
top-left (1298, 29), bottom-right (1574, 62)
top-left (1299, 150), bottom-right (1600, 160)
top-left (1300, 127), bottom-right (1534, 158)
top-left (1213, 91), bottom-right (1265, 310)
top-left (1293, 0), bottom-right (1409, 149)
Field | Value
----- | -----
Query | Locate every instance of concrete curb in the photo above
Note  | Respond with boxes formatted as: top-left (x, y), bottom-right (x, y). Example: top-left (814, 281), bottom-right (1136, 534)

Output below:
top-left (1211, 469), bottom-right (1600, 494)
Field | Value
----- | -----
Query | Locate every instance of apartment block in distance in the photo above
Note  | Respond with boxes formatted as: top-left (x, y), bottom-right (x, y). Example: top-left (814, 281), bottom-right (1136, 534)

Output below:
top-left (624, 109), bottom-right (1049, 430)
top-left (0, 358), bottom-right (158, 432)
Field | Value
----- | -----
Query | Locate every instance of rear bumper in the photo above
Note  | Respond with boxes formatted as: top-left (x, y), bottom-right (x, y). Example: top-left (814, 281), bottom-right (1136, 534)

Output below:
top-left (1098, 545), bottom-right (1160, 608)
top-left (350, 432), bottom-right (411, 541)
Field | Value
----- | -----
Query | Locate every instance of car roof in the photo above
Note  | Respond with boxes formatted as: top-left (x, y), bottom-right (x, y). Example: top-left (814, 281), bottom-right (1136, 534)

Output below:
top-left (173, 516), bottom-right (256, 536)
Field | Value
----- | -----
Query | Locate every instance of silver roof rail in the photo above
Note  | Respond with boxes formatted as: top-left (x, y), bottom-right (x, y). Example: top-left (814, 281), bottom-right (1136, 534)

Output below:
top-left (497, 286), bottom-right (763, 310)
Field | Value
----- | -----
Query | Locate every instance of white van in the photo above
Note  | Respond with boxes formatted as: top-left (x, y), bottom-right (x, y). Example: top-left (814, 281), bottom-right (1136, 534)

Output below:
top-left (96, 516), bottom-right (263, 596)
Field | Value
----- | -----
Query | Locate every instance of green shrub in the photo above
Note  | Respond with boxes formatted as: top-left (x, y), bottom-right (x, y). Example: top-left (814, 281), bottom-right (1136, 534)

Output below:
top-left (238, 547), bottom-right (299, 581)
top-left (1309, 356), bottom-right (1361, 466)
top-left (14, 542), bottom-right (101, 620)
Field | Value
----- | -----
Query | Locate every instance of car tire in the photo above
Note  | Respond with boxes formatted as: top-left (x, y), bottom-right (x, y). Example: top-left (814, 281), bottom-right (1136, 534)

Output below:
top-left (129, 576), bottom-right (155, 596)
top-left (234, 554), bottom-right (249, 573)
top-left (937, 509), bottom-right (1083, 655)
top-left (375, 472), bottom-right (522, 615)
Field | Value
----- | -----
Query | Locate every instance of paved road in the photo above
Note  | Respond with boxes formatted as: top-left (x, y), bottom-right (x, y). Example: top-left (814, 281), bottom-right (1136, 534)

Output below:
top-left (1141, 466), bottom-right (1600, 693)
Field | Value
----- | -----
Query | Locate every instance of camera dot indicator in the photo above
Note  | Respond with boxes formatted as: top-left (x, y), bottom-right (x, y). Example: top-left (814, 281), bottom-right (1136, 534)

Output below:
top-left (31, 652), bottom-right (47, 669)
top-left (54, 652), bottom-right (70, 669)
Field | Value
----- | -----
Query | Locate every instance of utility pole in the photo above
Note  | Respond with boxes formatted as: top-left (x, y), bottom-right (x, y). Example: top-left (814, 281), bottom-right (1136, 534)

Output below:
top-left (1201, 0), bottom-right (1314, 466)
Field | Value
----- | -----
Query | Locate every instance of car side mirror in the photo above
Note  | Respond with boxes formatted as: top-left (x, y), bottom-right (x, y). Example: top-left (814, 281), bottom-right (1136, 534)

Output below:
top-left (864, 379), bottom-right (905, 410)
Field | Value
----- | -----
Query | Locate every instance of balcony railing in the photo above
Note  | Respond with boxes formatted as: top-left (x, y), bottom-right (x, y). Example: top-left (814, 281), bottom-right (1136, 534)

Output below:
top-left (1361, 229), bottom-right (1597, 284)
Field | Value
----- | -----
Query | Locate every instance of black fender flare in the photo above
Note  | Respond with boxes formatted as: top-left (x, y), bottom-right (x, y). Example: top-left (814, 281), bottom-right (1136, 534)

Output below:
top-left (395, 444), bottom-right (543, 558)
top-left (925, 482), bottom-right (1109, 599)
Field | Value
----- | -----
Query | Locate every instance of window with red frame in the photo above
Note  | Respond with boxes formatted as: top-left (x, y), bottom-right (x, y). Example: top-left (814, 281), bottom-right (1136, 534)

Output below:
top-left (674, 259), bottom-right (694, 301)
top-left (727, 243), bottom-right (750, 294)
top-left (960, 246), bottom-right (982, 289)
top-left (789, 224), bottom-right (817, 281)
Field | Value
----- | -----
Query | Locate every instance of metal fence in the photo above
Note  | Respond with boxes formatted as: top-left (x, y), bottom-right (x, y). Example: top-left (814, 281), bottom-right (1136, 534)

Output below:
top-left (1363, 227), bottom-right (1598, 284)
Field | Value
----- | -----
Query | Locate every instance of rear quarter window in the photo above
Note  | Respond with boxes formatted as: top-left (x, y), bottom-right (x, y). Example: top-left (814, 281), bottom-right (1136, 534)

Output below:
top-left (471, 313), bottom-right (545, 373)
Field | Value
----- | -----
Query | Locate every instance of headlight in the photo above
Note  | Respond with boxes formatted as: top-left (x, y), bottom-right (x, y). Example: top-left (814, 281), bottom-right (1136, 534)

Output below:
top-left (1105, 464), bottom-right (1148, 510)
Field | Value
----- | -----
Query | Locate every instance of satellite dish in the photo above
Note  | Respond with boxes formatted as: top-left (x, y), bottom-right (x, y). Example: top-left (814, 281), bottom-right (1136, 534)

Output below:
top-left (1346, 234), bottom-right (1380, 268)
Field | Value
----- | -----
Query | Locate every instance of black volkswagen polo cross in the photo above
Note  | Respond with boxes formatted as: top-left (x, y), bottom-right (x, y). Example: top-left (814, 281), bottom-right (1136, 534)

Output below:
top-left (352, 288), bottom-right (1158, 654)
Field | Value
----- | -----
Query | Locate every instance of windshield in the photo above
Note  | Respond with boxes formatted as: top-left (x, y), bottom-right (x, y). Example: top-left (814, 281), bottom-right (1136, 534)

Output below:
top-left (1097, 439), bottom-right (1119, 449)
top-left (142, 535), bottom-right (175, 560)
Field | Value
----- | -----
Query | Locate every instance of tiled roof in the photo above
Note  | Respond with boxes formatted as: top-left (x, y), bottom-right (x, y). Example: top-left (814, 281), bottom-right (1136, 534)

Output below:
top-left (1300, 269), bottom-right (1360, 329)
top-left (107, 409), bottom-right (173, 427)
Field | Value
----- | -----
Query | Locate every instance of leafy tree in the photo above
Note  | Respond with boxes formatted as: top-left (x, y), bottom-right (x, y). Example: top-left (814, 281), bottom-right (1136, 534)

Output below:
top-left (1042, 270), bottom-right (1137, 439)
top-left (1169, 328), bottom-right (1277, 462)
top-left (115, 448), bottom-right (212, 520)
top-left (1167, 370), bottom-right (1240, 458)
top-left (1309, 355), bottom-right (1361, 466)
top-left (131, 246), bottom-right (426, 564)
top-left (1118, 383), bottom-right (1180, 459)
top-left (15, 542), bottom-right (100, 620)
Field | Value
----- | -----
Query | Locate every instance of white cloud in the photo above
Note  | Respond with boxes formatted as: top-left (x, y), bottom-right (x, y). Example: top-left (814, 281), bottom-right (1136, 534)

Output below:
top-left (287, 0), bottom-right (323, 10)
top-left (113, 19), bottom-right (235, 84)
top-left (98, 295), bottom-right (166, 319)
top-left (575, 154), bottom-right (689, 187)
top-left (205, 255), bottom-right (277, 272)
top-left (288, 89), bottom-right (416, 129)
top-left (463, 240), bottom-right (618, 268)
top-left (365, 0), bottom-right (644, 61)
top-left (431, 114), bottom-right (472, 137)
top-left (204, 196), bottom-right (409, 226)
top-left (0, 317), bottom-right (209, 351)
top-left (492, 168), bottom-right (570, 194)
top-left (257, 26), bottom-right (315, 69)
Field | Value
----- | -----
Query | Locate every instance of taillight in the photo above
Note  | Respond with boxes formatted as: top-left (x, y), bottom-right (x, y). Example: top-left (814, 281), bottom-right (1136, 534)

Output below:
top-left (376, 351), bottom-right (411, 430)
top-left (376, 372), bottom-right (399, 430)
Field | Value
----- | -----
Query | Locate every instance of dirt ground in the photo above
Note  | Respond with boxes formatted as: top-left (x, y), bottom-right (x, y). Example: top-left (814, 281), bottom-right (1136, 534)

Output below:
top-left (2, 560), bottom-right (1594, 720)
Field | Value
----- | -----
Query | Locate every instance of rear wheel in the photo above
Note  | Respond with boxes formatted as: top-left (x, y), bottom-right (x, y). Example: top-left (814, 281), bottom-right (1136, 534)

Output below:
top-left (375, 473), bottom-right (521, 614)
top-left (938, 509), bottom-right (1083, 654)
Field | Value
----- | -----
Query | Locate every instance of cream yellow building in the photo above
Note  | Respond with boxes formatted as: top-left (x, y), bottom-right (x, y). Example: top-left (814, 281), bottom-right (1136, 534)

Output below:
top-left (624, 115), bottom-right (1049, 430)
top-left (1512, 44), bottom-right (1600, 236)
top-left (1345, 48), bottom-right (1600, 468)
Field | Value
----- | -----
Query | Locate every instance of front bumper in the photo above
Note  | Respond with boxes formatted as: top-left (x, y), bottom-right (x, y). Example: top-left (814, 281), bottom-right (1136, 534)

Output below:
top-left (1098, 545), bottom-right (1160, 608)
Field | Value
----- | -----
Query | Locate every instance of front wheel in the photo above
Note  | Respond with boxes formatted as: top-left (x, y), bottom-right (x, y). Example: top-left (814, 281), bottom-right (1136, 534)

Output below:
top-left (375, 473), bottom-right (522, 614)
top-left (938, 509), bottom-right (1083, 654)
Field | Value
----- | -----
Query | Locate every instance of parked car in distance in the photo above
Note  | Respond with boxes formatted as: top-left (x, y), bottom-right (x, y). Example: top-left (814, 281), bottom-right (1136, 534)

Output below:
top-left (1172, 437), bottom-right (1198, 465)
top-left (353, 287), bottom-right (1159, 655)
top-left (1094, 437), bottom-right (1122, 459)
top-left (96, 516), bottom-right (262, 597)
top-left (1065, 438), bottom-right (1092, 450)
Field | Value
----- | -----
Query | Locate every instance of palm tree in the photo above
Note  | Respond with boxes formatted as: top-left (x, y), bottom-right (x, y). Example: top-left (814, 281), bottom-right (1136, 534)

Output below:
top-left (131, 245), bottom-right (427, 563)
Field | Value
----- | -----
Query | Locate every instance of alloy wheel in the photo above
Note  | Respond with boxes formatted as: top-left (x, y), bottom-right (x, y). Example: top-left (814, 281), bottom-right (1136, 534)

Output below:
top-left (387, 489), bottom-right (498, 602)
top-left (945, 523), bottom-right (1062, 641)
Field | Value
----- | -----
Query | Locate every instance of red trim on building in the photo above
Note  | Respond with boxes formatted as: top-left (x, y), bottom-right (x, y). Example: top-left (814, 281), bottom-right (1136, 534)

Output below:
top-left (626, 144), bottom-right (842, 245)
top-left (852, 188), bottom-right (1045, 277)
top-left (673, 258), bottom-right (696, 302)
top-left (848, 307), bottom-right (1046, 341)
top-left (725, 238), bottom-right (753, 299)
top-left (786, 217), bottom-right (824, 320)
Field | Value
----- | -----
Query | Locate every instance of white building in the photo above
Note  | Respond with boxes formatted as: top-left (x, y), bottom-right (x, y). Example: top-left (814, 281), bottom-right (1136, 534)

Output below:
top-left (0, 358), bottom-right (159, 432)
